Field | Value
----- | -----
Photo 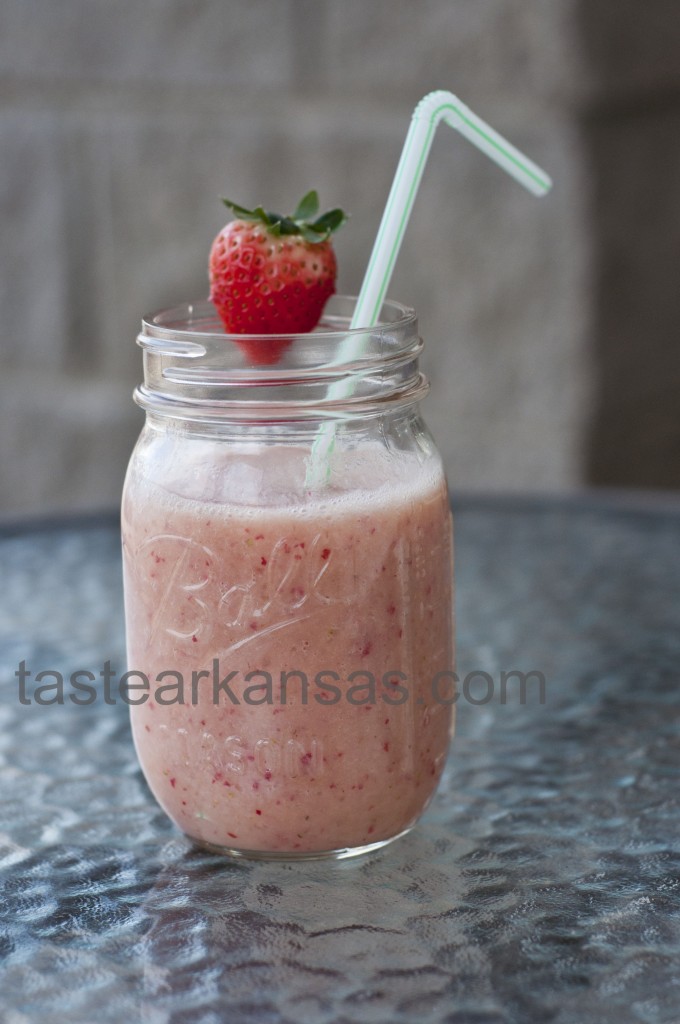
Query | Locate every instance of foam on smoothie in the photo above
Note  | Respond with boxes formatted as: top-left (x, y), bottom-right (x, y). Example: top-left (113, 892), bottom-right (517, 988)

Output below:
top-left (128, 438), bottom-right (445, 520)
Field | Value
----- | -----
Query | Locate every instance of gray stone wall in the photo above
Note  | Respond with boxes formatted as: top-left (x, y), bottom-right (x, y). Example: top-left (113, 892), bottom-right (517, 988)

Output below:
top-left (1, 0), bottom-right (679, 517)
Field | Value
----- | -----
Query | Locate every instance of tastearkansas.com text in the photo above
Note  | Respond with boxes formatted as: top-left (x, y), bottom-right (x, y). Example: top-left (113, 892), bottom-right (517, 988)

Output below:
top-left (14, 660), bottom-right (547, 707)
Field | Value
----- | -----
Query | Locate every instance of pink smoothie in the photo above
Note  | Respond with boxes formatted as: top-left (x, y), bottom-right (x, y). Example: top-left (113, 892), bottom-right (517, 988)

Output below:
top-left (122, 441), bottom-right (454, 855)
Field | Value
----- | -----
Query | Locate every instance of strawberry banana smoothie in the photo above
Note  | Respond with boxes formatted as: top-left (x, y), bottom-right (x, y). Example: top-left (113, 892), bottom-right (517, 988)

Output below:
top-left (122, 281), bottom-right (454, 859)
top-left (122, 441), bottom-right (454, 857)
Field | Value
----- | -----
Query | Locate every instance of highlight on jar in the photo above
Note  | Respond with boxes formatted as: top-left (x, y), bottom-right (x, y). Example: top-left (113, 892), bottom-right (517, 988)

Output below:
top-left (121, 90), bottom-right (551, 860)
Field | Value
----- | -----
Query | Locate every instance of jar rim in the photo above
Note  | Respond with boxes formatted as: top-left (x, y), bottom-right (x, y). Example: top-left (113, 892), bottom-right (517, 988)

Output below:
top-left (140, 295), bottom-right (417, 346)
top-left (135, 295), bottom-right (427, 422)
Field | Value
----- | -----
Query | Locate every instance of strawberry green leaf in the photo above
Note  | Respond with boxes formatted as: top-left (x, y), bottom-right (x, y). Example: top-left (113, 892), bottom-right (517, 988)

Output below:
top-left (310, 208), bottom-right (347, 235)
top-left (219, 193), bottom-right (347, 240)
top-left (220, 197), bottom-right (262, 221)
top-left (292, 190), bottom-right (320, 222)
top-left (298, 224), bottom-right (328, 243)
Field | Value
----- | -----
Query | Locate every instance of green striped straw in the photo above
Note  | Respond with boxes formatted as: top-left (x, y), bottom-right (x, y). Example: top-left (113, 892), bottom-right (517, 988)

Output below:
top-left (305, 90), bottom-right (552, 488)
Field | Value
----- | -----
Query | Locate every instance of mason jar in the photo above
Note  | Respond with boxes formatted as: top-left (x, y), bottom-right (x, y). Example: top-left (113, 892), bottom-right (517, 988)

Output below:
top-left (121, 295), bottom-right (454, 860)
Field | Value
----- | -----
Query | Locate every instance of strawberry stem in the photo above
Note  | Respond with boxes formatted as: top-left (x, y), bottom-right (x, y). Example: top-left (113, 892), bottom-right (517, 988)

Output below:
top-left (220, 192), bottom-right (347, 243)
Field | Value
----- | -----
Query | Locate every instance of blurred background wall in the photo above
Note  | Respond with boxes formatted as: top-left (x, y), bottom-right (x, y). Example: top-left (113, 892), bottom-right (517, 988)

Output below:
top-left (1, 0), bottom-right (679, 518)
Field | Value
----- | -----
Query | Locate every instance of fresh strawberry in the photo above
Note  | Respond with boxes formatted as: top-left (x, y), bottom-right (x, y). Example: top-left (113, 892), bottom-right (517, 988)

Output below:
top-left (208, 191), bottom-right (346, 365)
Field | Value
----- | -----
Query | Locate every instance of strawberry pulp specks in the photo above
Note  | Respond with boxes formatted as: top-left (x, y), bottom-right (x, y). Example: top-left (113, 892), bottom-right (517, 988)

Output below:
top-left (208, 191), bottom-right (347, 365)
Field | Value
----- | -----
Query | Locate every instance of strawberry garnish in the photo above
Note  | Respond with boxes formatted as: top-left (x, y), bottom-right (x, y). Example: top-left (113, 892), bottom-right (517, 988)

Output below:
top-left (208, 191), bottom-right (347, 365)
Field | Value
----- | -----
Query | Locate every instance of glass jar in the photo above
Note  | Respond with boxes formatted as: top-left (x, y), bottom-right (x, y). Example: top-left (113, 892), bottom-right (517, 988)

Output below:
top-left (121, 295), bottom-right (454, 860)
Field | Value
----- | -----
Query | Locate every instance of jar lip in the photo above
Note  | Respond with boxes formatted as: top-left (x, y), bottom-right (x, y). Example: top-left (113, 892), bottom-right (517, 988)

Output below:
top-left (135, 294), bottom-right (426, 421)
top-left (141, 295), bottom-right (417, 344)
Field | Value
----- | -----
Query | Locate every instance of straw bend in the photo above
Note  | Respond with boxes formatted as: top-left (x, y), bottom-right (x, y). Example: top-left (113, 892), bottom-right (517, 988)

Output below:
top-left (413, 90), bottom-right (552, 198)
top-left (413, 90), bottom-right (466, 125)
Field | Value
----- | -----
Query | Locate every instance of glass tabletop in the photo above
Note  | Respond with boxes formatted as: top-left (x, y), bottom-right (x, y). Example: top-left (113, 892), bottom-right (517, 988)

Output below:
top-left (1, 493), bottom-right (679, 1024)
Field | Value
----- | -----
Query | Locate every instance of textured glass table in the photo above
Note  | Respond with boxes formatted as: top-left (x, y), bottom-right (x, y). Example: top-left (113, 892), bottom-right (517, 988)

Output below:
top-left (1, 493), bottom-right (679, 1024)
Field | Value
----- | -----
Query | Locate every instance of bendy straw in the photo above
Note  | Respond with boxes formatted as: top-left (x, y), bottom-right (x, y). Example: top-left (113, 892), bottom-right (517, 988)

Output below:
top-left (350, 90), bottom-right (552, 332)
top-left (305, 90), bottom-right (552, 488)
